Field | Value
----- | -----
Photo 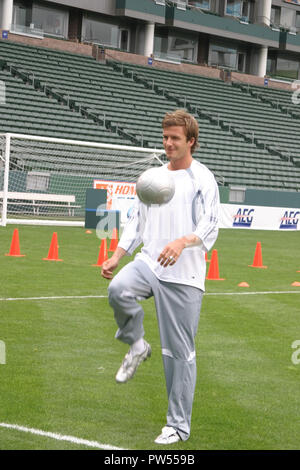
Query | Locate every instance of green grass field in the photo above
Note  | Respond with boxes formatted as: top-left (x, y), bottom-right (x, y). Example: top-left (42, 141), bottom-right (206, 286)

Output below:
top-left (0, 225), bottom-right (300, 450)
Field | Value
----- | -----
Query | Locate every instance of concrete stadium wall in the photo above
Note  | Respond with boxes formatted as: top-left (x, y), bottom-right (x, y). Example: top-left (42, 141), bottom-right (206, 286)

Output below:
top-left (220, 185), bottom-right (300, 208)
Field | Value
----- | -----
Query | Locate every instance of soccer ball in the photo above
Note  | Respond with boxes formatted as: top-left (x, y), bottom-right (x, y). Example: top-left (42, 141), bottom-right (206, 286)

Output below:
top-left (136, 167), bottom-right (175, 205)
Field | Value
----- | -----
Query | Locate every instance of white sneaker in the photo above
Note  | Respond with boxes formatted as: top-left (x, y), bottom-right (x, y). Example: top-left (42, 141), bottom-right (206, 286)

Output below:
top-left (154, 426), bottom-right (181, 445)
top-left (115, 340), bottom-right (151, 383)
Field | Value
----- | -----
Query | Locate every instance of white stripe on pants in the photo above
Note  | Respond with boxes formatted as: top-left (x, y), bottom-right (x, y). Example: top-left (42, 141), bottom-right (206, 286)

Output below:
top-left (107, 259), bottom-right (203, 441)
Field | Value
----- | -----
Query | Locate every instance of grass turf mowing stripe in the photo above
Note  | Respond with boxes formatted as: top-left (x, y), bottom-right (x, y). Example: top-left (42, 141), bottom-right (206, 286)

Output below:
top-left (0, 292), bottom-right (300, 302)
top-left (0, 423), bottom-right (127, 450)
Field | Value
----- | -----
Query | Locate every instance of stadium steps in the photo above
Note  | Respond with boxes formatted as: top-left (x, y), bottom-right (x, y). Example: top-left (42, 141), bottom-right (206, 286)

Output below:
top-left (0, 41), bottom-right (147, 146)
top-left (231, 81), bottom-right (300, 162)
top-left (0, 67), bottom-right (132, 145)
top-left (116, 60), bottom-right (300, 148)
top-left (232, 81), bottom-right (300, 119)
top-left (0, 39), bottom-right (177, 147)
top-left (0, 61), bottom-right (140, 146)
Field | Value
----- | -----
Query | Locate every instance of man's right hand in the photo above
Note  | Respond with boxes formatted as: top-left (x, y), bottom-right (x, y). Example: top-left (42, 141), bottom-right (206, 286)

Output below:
top-left (101, 257), bottom-right (119, 279)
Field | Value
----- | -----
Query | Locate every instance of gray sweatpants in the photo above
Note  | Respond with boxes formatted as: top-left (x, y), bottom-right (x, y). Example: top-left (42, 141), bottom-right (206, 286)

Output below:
top-left (108, 259), bottom-right (203, 441)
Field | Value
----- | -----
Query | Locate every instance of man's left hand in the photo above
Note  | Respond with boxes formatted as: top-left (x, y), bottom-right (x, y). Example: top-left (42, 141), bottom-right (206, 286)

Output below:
top-left (157, 238), bottom-right (186, 268)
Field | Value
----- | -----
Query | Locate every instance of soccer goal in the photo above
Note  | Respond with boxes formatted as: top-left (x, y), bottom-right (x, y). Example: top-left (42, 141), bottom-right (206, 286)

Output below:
top-left (0, 133), bottom-right (165, 227)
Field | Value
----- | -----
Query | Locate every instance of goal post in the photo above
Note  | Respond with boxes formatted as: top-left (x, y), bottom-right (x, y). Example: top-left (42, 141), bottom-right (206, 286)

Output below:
top-left (1, 133), bottom-right (11, 228)
top-left (0, 133), bottom-right (165, 228)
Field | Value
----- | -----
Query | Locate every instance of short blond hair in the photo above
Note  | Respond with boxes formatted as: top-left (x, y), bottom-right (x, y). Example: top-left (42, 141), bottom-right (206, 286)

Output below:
top-left (162, 109), bottom-right (199, 154)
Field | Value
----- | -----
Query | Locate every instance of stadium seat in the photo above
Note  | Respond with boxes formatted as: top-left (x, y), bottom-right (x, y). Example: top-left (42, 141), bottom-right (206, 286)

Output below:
top-left (1, 39), bottom-right (300, 190)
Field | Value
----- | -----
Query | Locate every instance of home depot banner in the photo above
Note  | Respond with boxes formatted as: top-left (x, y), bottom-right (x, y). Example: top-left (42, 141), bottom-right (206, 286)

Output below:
top-left (220, 204), bottom-right (300, 231)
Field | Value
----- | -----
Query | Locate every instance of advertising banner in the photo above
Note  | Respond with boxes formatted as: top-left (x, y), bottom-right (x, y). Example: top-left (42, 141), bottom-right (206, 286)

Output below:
top-left (93, 179), bottom-right (136, 225)
top-left (93, 180), bottom-right (300, 231)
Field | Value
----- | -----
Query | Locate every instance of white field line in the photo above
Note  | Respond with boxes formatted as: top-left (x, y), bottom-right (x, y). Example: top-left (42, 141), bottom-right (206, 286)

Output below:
top-left (0, 422), bottom-right (126, 450)
top-left (205, 291), bottom-right (300, 296)
top-left (0, 295), bottom-right (108, 301)
top-left (0, 291), bottom-right (300, 302)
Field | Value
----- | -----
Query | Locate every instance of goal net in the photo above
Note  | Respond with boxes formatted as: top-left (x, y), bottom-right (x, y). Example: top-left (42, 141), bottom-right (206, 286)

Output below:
top-left (0, 133), bottom-right (165, 227)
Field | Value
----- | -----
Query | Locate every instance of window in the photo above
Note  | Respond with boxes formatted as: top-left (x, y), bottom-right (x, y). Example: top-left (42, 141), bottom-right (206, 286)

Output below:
top-left (32, 4), bottom-right (68, 38)
top-left (276, 56), bottom-right (299, 80)
top-left (226, 0), bottom-right (251, 21)
top-left (209, 39), bottom-right (248, 71)
top-left (154, 29), bottom-right (198, 62)
top-left (120, 29), bottom-right (130, 51)
top-left (241, 1), bottom-right (249, 17)
top-left (188, 1), bottom-right (210, 9)
top-left (154, 31), bottom-right (169, 57)
top-left (168, 36), bottom-right (197, 61)
top-left (209, 43), bottom-right (237, 69)
top-left (174, 0), bottom-right (188, 8)
top-left (296, 12), bottom-right (300, 33)
top-left (268, 53), bottom-right (300, 80)
top-left (12, 1), bottom-right (32, 28)
top-left (271, 6), bottom-right (281, 27)
top-left (82, 16), bottom-right (130, 50)
top-left (84, 18), bottom-right (118, 46)
top-left (237, 52), bottom-right (246, 72)
top-left (280, 7), bottom-right (296, 30)
top-left (226, 0), bottom-right (242, 17)
top-left (13, 5), bottom-right (28, 26)
top-left (267, 56), bottom-right (276, 76)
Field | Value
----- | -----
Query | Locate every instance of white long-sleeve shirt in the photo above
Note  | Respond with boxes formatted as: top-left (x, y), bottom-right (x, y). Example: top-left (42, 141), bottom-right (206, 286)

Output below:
top-left (118, 160), bottom-right (219, 291)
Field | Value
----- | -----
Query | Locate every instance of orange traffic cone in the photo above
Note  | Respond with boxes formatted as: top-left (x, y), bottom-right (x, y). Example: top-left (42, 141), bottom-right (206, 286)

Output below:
top-left (205, 251), bottom-right (210, 262)
top-left (43, 232), bottom-right (62, 261)
top-left (206, 249), bottom-right (225, 280)
top-left (5, 228), bottom-right (25, 257)
top-left (93, 238), bottom-right (108, 266)
top-left (109, 228), bottom-right (119, 252)
top-left (249, 242), bottom-right (267, 268)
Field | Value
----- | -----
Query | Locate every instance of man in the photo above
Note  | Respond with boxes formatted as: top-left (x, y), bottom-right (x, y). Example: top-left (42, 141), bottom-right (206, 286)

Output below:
top-left (101, 109), bottom-right (219, 444)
